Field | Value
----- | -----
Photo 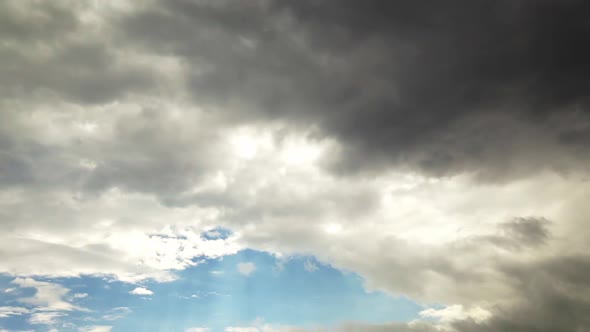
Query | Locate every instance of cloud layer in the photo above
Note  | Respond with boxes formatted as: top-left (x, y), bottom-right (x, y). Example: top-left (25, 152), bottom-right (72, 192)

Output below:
top-left (1, 0), bottom-right (589, 331)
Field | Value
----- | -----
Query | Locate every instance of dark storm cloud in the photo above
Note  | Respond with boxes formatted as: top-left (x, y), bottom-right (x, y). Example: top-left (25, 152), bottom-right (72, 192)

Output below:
top-left (473, 217), bottom-right (550, 250)
top-left (498, 217), bottom-right (549, 247)
top-left (2, 0), bottom-right (590, 182)
top-left (117, 0), bottom-right (590, 179)
top-left (451, 256), bottom-right (590, 332)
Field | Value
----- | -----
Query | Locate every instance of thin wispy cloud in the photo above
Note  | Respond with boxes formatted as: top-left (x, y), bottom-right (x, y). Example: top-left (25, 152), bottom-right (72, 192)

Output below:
top-left (237, 262), bottom-right (256, 277)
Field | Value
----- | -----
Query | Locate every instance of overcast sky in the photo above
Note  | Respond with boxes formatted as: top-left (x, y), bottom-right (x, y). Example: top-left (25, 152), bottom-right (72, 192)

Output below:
top-left (1, 0), bottom-right (590, 331)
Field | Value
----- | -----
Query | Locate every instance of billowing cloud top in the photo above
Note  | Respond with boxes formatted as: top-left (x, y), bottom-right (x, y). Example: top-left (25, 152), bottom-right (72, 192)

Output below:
top-left (1, 0), bottom-right (589, 331)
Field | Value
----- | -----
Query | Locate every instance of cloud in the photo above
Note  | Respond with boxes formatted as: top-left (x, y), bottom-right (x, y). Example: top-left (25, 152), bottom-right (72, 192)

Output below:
top-left (303, 260), bottom-right (318, 273)
top-left (29, 312), bottom-right (64, 325)
top-left (232, 322), bottom-right (437, 332)
top-left (225, 327), bottom-right (259, 332)
top-left (321, 322), bottom-right (438, 332)
top-left (73, 293), bottom-right (88, 299)
top-left (115, 0), bottom-right (590, 180)
top-left (79, 326), bottom-right (113, 332)
top-left (237, 262), bottom-right (256, 276)
top-left (129, 287), bottom-right (153, 295)
top-left (0, 1), bottom-right (166, 105)
top-left (102, 307), bottom-right (132, 321)
top-left (1, 1), bottom-right (590, 331)
top-left (0, 184), bottom-right (241, 281)
top-left (452, 255), bottom-right (590, 332)
top-left (258, 254), bottom-right (590, 332)
top-left (420, 305), bottom-right (491, 324)
top-left (0, 306), bottom-right (30, 318)
top-left (186, 328), bottom-right (211, 332)
top-left (4, 277), bottom-right (88, 327)
top-left (12, 278), bottom-right (83, 312)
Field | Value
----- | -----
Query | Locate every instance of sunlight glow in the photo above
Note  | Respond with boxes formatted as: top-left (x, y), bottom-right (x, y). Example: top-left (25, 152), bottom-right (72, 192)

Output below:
top-left (280, 139), bottom-right (322, 166)
top-left (323, 223), bottom-right (343, 234)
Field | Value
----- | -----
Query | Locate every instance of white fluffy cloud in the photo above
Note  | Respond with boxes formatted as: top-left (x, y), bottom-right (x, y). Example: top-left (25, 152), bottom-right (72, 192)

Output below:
top-left (129, 287), bottom-right (153, 296)
top-left (420, 305), bottom-right (492, 324)
top-left (79, 326), bottom-right (113, 332)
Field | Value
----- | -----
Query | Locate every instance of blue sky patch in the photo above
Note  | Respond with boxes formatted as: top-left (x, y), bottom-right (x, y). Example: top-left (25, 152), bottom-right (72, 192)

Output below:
top-left (201, 228), bottom-right (233, 241)
top-left (0, 250), bottom-right (423, 332)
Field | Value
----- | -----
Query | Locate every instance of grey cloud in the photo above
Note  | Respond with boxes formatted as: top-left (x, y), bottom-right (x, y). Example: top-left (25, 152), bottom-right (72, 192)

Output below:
top-left (115, 0), bottom-right (590, 179)
top-left (318, 322), bottom-right (439, 332)
top-left (81, 108), bottom-right (226, 196)
top-left (0, 1), bottom-right (77, 42)
top-left (1, 2), bottom-right (589, 331)
top-left (0, 103), bottom-right (228, 203)
top-left (0, 116), bottom-right (84, 190)
top-left (4, 0), bottom-right (590, 181)
top-left (279, 255), bottom-right (590, 332)
top-left (450, 256), bottom-right (590, 332)
top-left (238, 216), bottom-right (565, 305)
top-left (465, 217), bottom-right (551, 251)
top-left (0, 237), bottom-right (145, 279)
top-left (307, 220), bottom-right (590, 332)
top-left (2, 41), bottom-right (157, 104)
top-left (497, 217), bottom-right (549, 247)
top-left (0, 1), bottom-right (164, 104)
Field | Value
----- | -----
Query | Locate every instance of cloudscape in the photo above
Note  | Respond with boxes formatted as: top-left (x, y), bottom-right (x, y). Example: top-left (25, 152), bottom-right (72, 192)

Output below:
top-left (1, 1), bottom-right (590, 331)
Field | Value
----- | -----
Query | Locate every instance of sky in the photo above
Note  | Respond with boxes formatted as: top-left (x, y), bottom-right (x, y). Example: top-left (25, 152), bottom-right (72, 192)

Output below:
top-left (0, 0), bottom-right (589, 331)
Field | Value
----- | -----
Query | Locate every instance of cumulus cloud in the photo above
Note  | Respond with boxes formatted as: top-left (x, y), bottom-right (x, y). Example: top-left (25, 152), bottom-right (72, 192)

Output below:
top-left (420, 305), bottom-right (491, 324)
top-left (79, 326), bottom-right (113, 332)
top-left (129, 287), bottom-right (153, 296)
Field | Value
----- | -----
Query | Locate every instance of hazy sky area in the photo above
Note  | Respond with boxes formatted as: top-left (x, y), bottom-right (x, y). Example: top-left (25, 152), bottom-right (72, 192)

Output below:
top-left (1, 1), bottom-right (590, 331)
